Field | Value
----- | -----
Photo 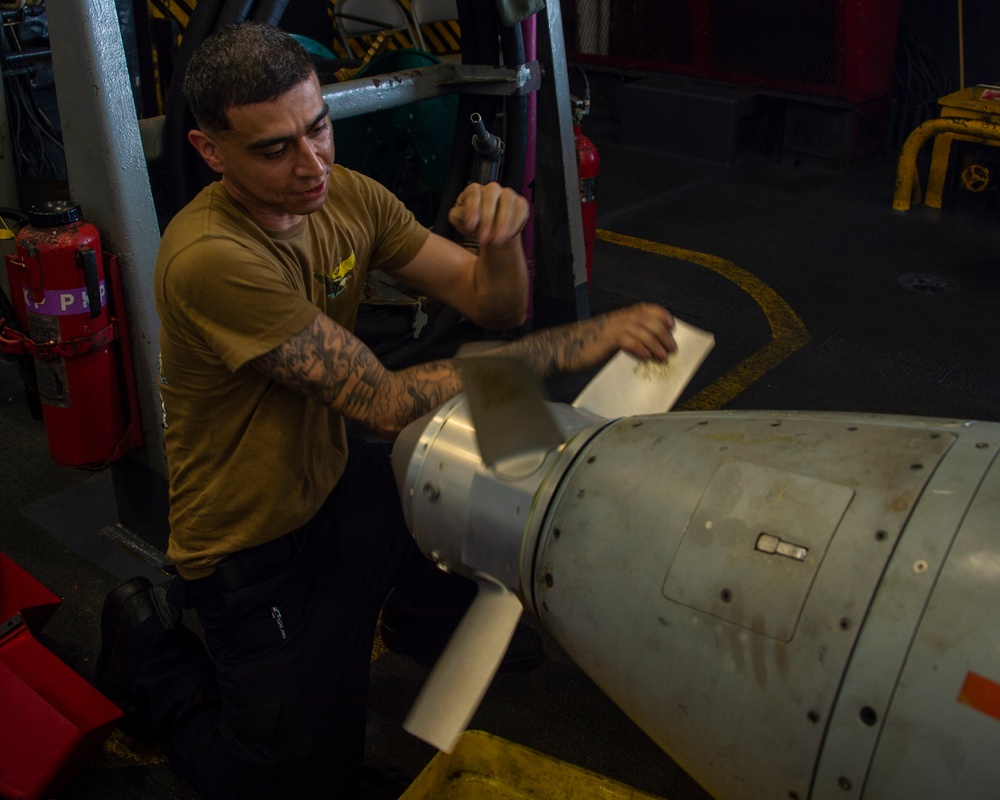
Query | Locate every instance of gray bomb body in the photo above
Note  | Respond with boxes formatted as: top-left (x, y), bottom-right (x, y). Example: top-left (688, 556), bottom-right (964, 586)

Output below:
top-left (393, 398), bottom-right (1000, 799)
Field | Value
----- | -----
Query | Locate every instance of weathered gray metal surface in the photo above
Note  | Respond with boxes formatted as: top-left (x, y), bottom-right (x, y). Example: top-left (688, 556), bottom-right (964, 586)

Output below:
top-left (863, 439), bottom-right (1000, 798)
top-left (535, 412), bottom-right (960, 800)
top-left (812, 422), bottom-right (999, 798)
top-left (396, 405), bottom-right (1000, 799)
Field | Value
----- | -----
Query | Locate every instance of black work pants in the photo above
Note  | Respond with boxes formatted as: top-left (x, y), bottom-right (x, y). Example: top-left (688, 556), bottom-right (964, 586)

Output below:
top-left (133, 439), bottom-right (428, 799)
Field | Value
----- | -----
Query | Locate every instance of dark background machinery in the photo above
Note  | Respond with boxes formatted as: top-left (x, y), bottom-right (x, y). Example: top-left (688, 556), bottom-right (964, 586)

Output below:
top-left (5, 0), bottom-right (1000, 209)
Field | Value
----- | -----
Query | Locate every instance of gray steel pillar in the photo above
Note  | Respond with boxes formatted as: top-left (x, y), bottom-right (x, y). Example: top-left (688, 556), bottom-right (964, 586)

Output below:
top-left (0, 75), bottom-right (17, 208)
top-left (0, 75), bottom-right (19, 298)
top-left (533, 0), bottom-right (590, 324)
top-left (47, 0), bottom-right (170, 548)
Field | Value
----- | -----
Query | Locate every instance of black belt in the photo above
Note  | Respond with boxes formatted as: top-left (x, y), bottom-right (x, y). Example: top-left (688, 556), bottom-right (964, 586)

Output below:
top-left (211, 525), bottom-right (310, 592)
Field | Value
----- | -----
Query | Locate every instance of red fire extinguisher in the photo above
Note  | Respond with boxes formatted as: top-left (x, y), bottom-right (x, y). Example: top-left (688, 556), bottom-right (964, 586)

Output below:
top-left (572, 68), bottom-right (599, 285)
top-left (1, 200), bottom-right (142, 468)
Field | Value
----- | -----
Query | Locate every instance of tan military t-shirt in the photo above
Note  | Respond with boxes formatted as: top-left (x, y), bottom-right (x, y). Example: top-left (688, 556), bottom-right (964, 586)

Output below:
top-left (155, 166), bottom-right (429, 579)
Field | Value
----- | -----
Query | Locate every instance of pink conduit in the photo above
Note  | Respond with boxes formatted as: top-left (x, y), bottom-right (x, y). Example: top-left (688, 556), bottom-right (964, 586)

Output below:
top-left (521, 14), bottom-right (537, 320)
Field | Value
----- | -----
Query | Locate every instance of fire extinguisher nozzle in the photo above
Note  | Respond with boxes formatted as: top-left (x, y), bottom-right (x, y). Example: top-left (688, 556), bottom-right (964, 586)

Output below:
top-left (470, 113), bottom-right (502, 159)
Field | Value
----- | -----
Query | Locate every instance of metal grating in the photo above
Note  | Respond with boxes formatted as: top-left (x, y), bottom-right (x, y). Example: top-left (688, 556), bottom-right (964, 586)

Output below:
top-left (574, 0), bottom-right (693, 63)
top-left (571, 0), bottom-right (900, 102)
top-left (710, 0), bottom-right (836, 87)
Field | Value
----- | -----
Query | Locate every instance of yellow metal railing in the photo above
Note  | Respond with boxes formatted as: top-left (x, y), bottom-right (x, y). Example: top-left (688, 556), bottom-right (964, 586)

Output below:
top-left (893, 85), bottom-right (1000, 211)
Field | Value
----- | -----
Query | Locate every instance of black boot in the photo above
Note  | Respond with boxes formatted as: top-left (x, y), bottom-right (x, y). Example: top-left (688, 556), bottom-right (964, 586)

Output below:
top-left (95, 577), bottom-right (181, 740)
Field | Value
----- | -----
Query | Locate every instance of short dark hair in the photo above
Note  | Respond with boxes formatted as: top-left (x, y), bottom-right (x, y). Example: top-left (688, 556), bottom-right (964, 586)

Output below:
top-left (183, 22), bottom-right (316, 132)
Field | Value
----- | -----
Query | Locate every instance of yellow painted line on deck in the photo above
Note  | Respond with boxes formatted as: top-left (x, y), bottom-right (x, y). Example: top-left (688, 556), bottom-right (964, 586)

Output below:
top-left (96, 729), bottom-right (169, 767)
top-left (597, 229), bottom-right (810, 410)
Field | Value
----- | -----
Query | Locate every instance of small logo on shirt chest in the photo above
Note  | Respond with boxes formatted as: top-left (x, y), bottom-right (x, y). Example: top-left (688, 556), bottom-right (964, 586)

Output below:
top-left (314, 252), bottom-right (355, 299)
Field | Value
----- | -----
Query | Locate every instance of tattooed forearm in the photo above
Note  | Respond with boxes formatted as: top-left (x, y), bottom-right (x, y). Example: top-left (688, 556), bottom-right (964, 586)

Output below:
top-left (397, 362), bottom-right (463, 424)
top-left (252, 315), bottom-right (464, 437)
top-left (251, 305), bottom-right (650, 438)
top-left (499, 316), bottom-right (610, 377)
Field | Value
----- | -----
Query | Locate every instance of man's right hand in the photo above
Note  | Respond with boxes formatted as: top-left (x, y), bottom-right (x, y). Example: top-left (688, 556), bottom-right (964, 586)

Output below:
top-left (447, 182), bottom-right (529, 248)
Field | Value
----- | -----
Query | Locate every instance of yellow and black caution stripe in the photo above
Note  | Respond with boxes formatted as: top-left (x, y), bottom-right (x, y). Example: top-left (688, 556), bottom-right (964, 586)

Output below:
top-left (398, 0), bottom-right (462, 58)
top-left (415, 18), bottom-right (460, 56)
top-left (148, 0), bottom-right (195, 29)
top-left (326, 0), bottom-right (461, 60)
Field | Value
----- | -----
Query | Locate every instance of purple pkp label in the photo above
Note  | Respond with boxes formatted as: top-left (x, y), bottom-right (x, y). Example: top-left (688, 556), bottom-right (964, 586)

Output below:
top-left (22, 281), bottom-right (107, 317)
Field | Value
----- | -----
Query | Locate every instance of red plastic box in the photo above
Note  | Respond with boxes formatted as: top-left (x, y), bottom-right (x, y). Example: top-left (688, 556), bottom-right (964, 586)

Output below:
top-left (0, 553), bottom-right (122, 800)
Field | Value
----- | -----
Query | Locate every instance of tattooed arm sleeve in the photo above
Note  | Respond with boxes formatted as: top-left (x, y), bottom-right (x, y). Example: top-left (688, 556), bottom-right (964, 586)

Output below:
top-left (251, 304), bottom-right (674, 438)
top-left (251, 314), bottom-right (463, 438)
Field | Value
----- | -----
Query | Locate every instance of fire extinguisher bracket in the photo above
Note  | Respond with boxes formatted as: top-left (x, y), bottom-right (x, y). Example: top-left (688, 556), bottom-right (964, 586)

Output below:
top-left (104, 251), bottom-right (144, 459)
top-left (0, 316), bottom-right (119, 359)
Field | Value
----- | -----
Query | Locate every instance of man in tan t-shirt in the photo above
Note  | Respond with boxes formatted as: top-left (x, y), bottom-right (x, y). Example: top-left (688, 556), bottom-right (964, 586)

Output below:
top-left (96, 22), bottom-right (676, 799)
